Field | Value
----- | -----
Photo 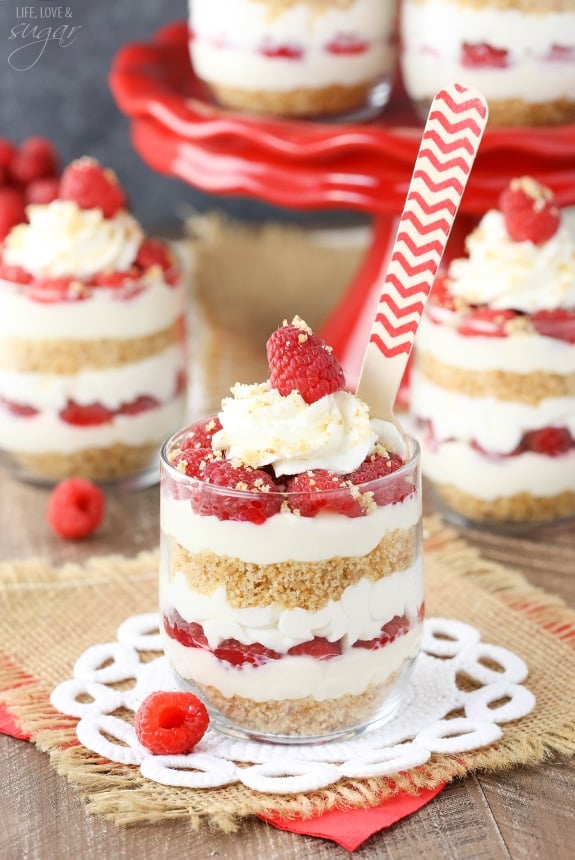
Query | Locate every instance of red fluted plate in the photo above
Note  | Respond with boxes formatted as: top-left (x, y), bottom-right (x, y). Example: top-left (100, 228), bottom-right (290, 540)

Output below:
top-left (110, 20), bottom-right (575, 214)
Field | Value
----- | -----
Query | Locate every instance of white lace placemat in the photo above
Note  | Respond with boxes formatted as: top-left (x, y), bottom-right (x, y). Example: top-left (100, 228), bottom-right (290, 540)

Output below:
top-left (50, 614), bottom-right (535, 795)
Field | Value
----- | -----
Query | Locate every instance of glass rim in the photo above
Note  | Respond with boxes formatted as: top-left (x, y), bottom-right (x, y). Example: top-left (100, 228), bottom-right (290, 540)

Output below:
top-left (160, 421), bottom-right (420, 498)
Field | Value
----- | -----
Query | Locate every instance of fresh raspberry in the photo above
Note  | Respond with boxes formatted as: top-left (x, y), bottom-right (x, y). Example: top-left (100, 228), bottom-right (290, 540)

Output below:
top-left (91, 268), bottom-right (140, 288)
top-left (286, 470), bottom-right (363, 518)
top-left (197, 460), bottom-right (281, 523)
top-left (213, 639), bottom-right (281, 667)
top-left (522, 427), bottom-right (572, 457)
top-left (266, 316), bottom-right (345, 404)
top-left (457, 307), bottom-right (519, 338)
top-left (180, 417), bottom-right (223, 452)
top-left (163, 611), bottom-right (209, 649)
top-left (135, 691), bottom-right (209, 756)
top-left (0, 397), bottom-right (39, 418)
top-left (353, 614), bottom-right (410, 651)
top-left (59, 157), bottom-right (126, 218)
top-left (59, 401), bottom-right (113, 426)
top-left (347, 450), bottom-right (404, 484)
top-left (429, 272), bottom-right (458, 311)
top-left (46, 477), bottom-right (105, 540)
top-left (25, 177), bottom-right (60, 205)
top-left (10, 137), bottom-right (59, 186)
top-left (117, 395), bottom-right (160, 416)
top-left (287, 637), bottom-right (342, 659)
top-left (499, 177), bottom-right (561, 244)
top-left (27, 277), bottom-right (90, 303)
top-left (170, 447), bottom-right (218, 480)
top-left (0, 258), bottom-right (33, 284)
top-left (461, 42), bottom-right (509, 68)
top-left (135, 237), bottom-right (175, 274)
top-left (0, 138), bottom-right (16, 170)
top-left (532, 308), bottom-right (575, 344)
top-left (0, 187), bottom-right (27, 240)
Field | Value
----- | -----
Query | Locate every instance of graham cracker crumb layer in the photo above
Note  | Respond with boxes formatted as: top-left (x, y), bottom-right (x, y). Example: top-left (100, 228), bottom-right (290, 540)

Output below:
top-left (0, 319), bottom-right (184, 374)
top-left (205, 81), bottom-right (378, 118)
top-left (416, 352), bottom-right (575, 404)
top-left (5, 443), bottom-right (159, 483)
top-left (411, 0), bottom-right (575, 12)
top-left (431, 482), bottom-right (575, 524)
top-left (411, 95), bottom-right (575, 127)
top-left (199, 672), bottom-right (404, 737)
top-left (169, 526), bottom-right (419, 611)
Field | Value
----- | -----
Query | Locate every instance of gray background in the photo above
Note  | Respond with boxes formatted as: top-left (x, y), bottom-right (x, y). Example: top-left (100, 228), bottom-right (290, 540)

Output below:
top-left (0, 0), bottom-right (348, 232)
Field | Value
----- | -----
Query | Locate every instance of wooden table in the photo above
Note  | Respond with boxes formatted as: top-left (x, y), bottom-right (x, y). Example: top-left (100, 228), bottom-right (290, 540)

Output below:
top-left (2, 470), bottom-right (574, 859)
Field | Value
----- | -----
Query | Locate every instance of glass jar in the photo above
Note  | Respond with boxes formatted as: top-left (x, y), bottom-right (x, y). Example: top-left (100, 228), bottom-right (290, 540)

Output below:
top-left (159, 421), bottom-right (424, 744)
top-left (0, 269), bottom-right (187, 488)
top-left (189, 0), bottom-right (398, 120)
top-left (410, 301), bottom-right (575, 529)
top-left (399, 0), bottom-right (575, 127)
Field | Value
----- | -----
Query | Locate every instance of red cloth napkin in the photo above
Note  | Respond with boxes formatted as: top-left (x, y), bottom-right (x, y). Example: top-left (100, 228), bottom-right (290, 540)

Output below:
top-left (0, 704), bottom-right (30, 741)
top-left (259, 784), bottom-right (445, 851)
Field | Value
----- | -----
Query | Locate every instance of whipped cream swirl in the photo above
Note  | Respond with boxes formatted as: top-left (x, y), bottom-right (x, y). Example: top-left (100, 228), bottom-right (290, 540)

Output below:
top-left (4, 200), bottom-right (143, 280)
top-left (448, 210), bottom-right (575, 312)
top-left (212, 382), bottom-right (380, 476)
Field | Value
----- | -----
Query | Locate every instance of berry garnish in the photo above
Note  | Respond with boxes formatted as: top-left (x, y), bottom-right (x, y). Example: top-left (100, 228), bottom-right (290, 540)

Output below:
top-left (213, 639), bottom-right (281, 667)
top-left (456, 307), bottom-right (519, 338)
top-left (59, 156), bottom-right (126, 218)
top-left (91, 268), bottom-right (141, 288)
top-left (27, 277), bottom-right (89, 304)
top-left (180, 417), bottom-right (223, 452)
top-left (286, 470), bottom-right (363, 518)
top-left (0, 258), bottom-right (33, 284)
top-left (117, 395), bottom-right (159, 416)
top-left (499, 177), bottom-right (561, 245)
top-left (522, 427), bottom-right (572, 457)
top-left (9, 137), bottom-right (59, 186)
top-left (353, 614), bottom-right (411, 651)
top-left (0, 397), bottom-right (39, 417)
top-left (0, 187), bottom-right (27, 240)
top-left (25, 177), bottom-right (60, 205)
top-left (197, 460), bottom-right (282, 523)
top-left (164, 611), bottom-right (210, 649)
top-left (461, 42), bottom-right (509, 68)
top-left (59, 401), bottom-right (113, 426)
top-left (532, 308), bottom-right (575, 344)
top-left (347, 450), bottom-right (403, 483)
top-left (0, 138), bottom-right (16, 171)
top-left (135, 237), bottom-right (175, 275)
top-left (46, 477), bottom-right (105, 540)
top-left (287, 637), bottom-right (342, 659)
top-left (266, 316), bottom-right (345, 404)
top-left (135, 691), bottom-right (209, 756)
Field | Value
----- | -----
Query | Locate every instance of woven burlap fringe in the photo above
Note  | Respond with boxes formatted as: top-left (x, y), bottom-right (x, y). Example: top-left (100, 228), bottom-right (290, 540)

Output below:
top-left (2, 522), bottom-right (575, 830)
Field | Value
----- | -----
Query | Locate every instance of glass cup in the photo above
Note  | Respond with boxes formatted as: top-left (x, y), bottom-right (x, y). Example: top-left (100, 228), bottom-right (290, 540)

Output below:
top-left (410, 301), bottom-right (575, 529)
top-left (159, 422), bottom-right (424, 744)
top-left (0, 271), bottom-right (187, 487)
top-left (189, 0), bottom-right (398, 121)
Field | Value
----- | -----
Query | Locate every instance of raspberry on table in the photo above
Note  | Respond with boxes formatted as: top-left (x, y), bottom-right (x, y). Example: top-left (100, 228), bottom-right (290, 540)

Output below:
top-left (198, 460), bottom-right (282, 523)
top-left (266, 316), bottom-right (345, 404)
top-left (286, 469), bottom-right (364, 518)
top-left (499, 177), bottom-right (560, 245)
top-left (135, 691), bottom-right (209, 756)
top-left (46, 477), bottom-right (105, 540)
top-left (59, 156), bottom-right (126, 218)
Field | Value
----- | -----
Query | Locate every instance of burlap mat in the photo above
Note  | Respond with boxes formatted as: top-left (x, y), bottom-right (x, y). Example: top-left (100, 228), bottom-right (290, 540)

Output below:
top-left (1, 519), bottom-right (575, 831)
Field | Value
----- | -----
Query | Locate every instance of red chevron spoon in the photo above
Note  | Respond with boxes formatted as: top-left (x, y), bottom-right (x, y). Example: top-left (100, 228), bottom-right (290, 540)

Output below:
top-left (356, 83), bottom-right (488, 433)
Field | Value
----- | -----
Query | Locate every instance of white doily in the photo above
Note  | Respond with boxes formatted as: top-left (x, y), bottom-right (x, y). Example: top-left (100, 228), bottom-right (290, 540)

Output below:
top-left (50, 614), bottom-right (535, 795)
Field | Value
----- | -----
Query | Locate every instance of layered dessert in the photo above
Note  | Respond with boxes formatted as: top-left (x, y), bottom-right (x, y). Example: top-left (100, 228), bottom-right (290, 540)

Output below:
top-left (0, 157), bottom-right (187, 484)
top-left (400, 0), bottom-right (575, 126)
top-left (160, 316), bottom-right (423, 741)
top-left (189, 0), bottom-right (397, 118)
top-left (411, 177), bottom-right (575, 524)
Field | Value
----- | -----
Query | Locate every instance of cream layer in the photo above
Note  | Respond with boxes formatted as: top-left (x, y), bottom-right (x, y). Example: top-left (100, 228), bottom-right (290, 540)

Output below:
top-left (420, 440), bottom-right (575, 499)
top-left (160, 491), bottom-right (420, 565)
top-left (0, 397), bottom-right (186, 453)
top-left (160, 559), bottom-right (424, 651)
top-left (401, 2), bottom-right (575, 102)
top-left (162, 624), bottom-right (421, 702)
top-left (411, 373), bottom-right (575, 455)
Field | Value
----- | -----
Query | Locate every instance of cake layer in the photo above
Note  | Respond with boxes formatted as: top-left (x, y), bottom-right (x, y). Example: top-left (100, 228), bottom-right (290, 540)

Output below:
top-left (161, 559), bottom-right (424, 650)
top-left (161, 486), bottom-right (420, 565)
top-left (162, 624), bottom-right (421, 702)
top-left (411, 372), bottom-right (575, 454)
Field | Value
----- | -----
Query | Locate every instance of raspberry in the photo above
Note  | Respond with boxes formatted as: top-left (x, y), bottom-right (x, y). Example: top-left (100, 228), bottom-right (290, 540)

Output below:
top-left (457, 307), bottom-right (519, 338)
top-left (326, 35), bottom-right (368, 55)
top-left (46, 477), bottom-right (105, 540)
top-left (532, 308), bottom-right (575, 344)
top-left (163, 611), bottom-right (209, 649)
top-left (0, 187), bottom-right (27, 240)
top-left (266, 316), bottom-right (345, 404)
top-left (117, 395), bottom-right (159, 416)
top-left (461, 42), bottom-right (509, 68)
top-left (499, 177), bottom-right (560, 245)
top-left (522, 427), bottom-right (572, 457)
top-left (213, 639), bottom-right (281, 667)
top-left (0, 258), bottom-right (33, 284)
top-left (429, 272), bottom-right (458, 311)
top-left (353, 614), bottom-right (410, 651)
top-left (180, 417), bottom-right (223, 452)
top-left (198, 460), bottom-right (281, 523)
top-left (59, 157), bottom-right (126, 218)
top-left (59, 401), bottom-right (113, 426)
top-left (135, 691), bottom-right (209, 756)
top-left (10, 137), bottom-right (58, 186)
top-left (27, 277), bottom-right (90, 304)
top-left (347, 451), bottom-right (404, 484)
top-left (135, 238), bottom-right (175, 274)
top-left (91, 268), bottom-right (140, 288)
top-left (260, 43), bottom-right (303, 59)
top-left (25, 177), bottom-right (60, 205)
top-left (0, 397), bottom-right (39, 417)
top-left (287, 637), bottom-right (342, 659)
top-left (286, 470), bottom-right (363, 518)
top-left (0, 138), bottom-right (16, 170)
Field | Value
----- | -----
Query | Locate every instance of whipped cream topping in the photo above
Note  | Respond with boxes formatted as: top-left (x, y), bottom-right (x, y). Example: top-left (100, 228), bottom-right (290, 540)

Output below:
top-left (212, 381), bottom-right (381, 476)
top-left (447, 210), bottom-right (575, 312)
top-left (4, 200), bottom-right (143, 280)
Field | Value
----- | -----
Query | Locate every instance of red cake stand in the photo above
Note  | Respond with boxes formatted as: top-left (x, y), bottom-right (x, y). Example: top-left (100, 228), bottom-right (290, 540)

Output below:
top-left (110, 21), bottom-right (575, 389)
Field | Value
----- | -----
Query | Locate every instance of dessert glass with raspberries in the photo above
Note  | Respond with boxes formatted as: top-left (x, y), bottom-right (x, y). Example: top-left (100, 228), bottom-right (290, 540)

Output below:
top-left (160, 316), bottom-right (423, 743)
top-left (0, 156), bottom-right (187, 486)
top-left (411, 177), bottom-right (575, 527)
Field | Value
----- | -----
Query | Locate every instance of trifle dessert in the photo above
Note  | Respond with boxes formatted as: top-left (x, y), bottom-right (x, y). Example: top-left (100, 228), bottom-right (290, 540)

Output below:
top-left (189, 0), bottom-right (398, 118)
top-left (411, 177), bottom-right (575, 525)
top-left (160, 316), bottom-right (423, 742)
top-left (400, 0), bottom-right (575, 126)
top-left (0, 157), bottom-right (187, 485)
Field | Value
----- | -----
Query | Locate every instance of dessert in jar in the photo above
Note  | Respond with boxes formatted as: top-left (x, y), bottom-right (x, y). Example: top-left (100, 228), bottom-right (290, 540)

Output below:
top-left (0, 157), bottom-right (187, 486)
top-left (400, 0), bottom-right (575, 126)
top-left (160, 316), bottom-right (423, 742)
top-left (189, 0), bottom-right (398, 118)
top-left (410, 177), bottom-right (575, 526)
